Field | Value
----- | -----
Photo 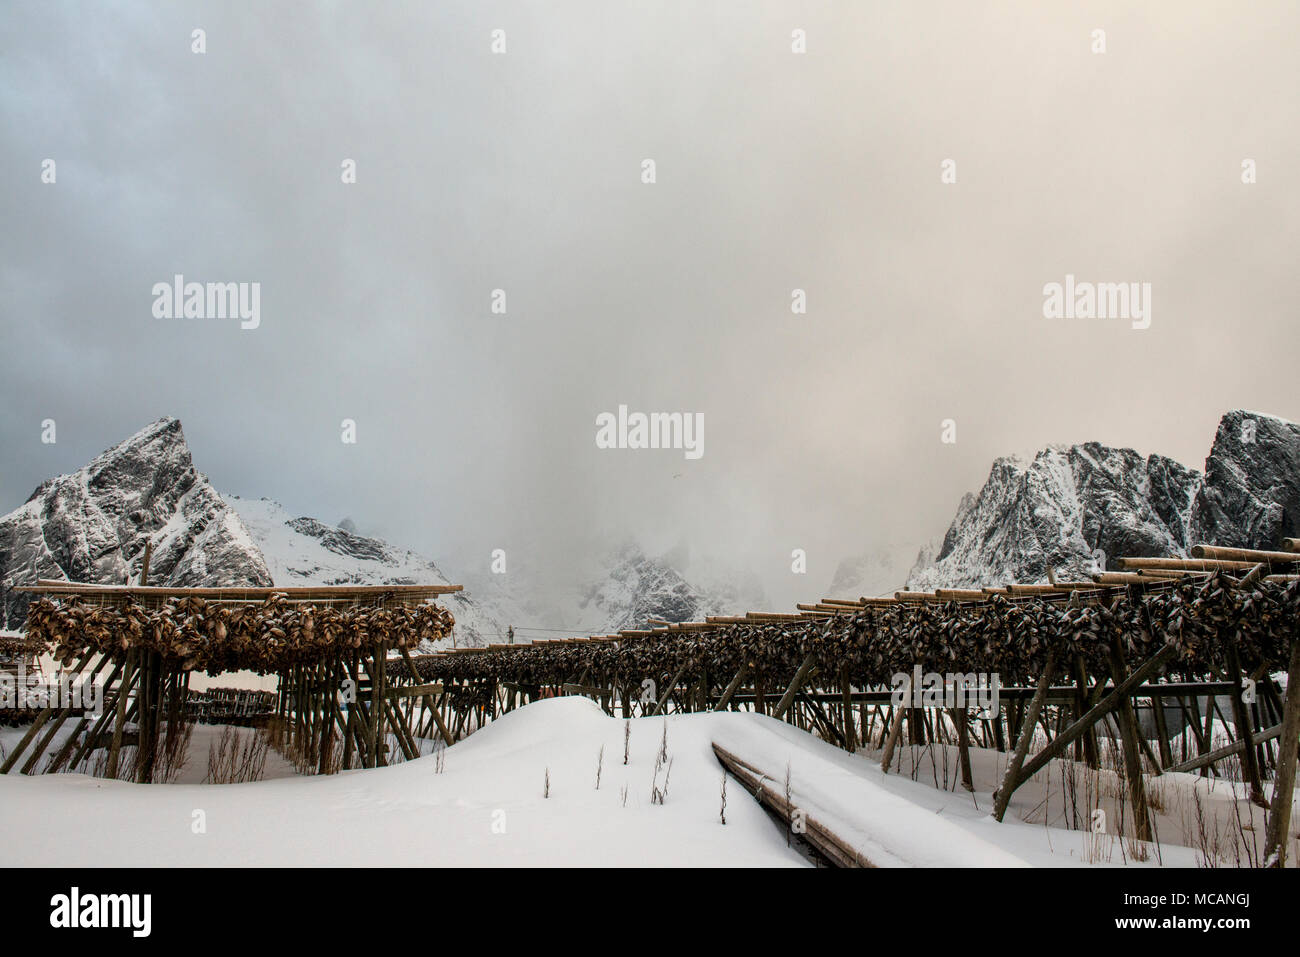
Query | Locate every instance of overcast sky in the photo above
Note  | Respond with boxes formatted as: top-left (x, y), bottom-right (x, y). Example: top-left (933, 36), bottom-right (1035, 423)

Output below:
top-left (2, 1), bottom-right (1298, 610)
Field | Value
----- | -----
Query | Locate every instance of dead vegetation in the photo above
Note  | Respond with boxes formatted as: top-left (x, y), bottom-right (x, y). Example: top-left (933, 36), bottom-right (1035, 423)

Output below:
top-left (204, 725), bottom-right (270, 784)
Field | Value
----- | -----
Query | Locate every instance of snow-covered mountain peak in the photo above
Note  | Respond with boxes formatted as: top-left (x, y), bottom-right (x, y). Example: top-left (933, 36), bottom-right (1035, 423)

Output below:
top-left (0, 418), bottom-right (271, 628)
top-left (906, 411), bottom-right (1299, 591)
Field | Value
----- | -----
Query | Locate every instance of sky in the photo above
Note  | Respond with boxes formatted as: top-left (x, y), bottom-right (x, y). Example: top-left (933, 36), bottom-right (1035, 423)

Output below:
top-left (2, 1), bottom-right (1298, 612)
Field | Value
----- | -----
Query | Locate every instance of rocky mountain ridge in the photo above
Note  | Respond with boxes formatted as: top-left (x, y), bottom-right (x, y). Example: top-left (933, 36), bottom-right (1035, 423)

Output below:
top-left (0, 416), bottom-right (747, 644)
top-left (0, 417), bottom-right (270, 629)
top-left (905, 409), bottom-right (1298, 591)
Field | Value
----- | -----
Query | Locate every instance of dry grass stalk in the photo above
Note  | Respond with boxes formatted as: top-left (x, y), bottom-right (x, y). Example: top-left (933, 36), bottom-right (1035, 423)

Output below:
top-left (719, 770), bottom-right (728, 825)
top-left (204, 725), bottom-right (269, 784)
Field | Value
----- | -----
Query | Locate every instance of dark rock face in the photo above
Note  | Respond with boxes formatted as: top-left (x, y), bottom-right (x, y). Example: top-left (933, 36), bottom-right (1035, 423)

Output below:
top-left (580, 543), bottom-right (712, 630)
top-left (910, 442), bottom-right (1200, 591)
top-left (910, 410), bottom-right (1300, 590)
top-left (285, 517), bottom-right (394, 566)
top-left (0, 418), bottom-right (271, 628)
top-left (1189, 410), bottom-right (1300, 549)
top-left (0, 419), bottom-right (732, 646)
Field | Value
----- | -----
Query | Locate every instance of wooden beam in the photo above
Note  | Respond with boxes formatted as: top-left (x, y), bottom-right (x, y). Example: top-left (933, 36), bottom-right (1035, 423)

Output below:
top-left (1223, 642), bottom-right (1267, 807)
top-left (713, 662), bottom-right (750, 711)
top-left (841, 668), bottom-right (855, 753)
top-left (880, 699), bottom-right (907, 772)
top-left (0, 650), bottom-right (96, 774)
top-left (650, 660), bottom-right (691, 717)
top-left (1114, 557), bottom-right (1266, 572)
top-left (106, 650), bottom-right (138, 779)
top-left (993, 650), bottom-right (1058, 822)
top-left (1106, 635), bottom-right (1152, 843)
top-left (771, 654), bottom-right (818, 721)
top-left (1167, 722), bottom-right (1287, 773)
top-left (712, 743), bottom-right (873, 867)
top-left (20, 654), bottom-right (113, 775)
top-left (1014, 644), bottom-right (1178, 785)
top-left (1265, 635), bottom-right (1300, 867)
top-left (377, 682), bottom-right (444, 700)
top-left (18, 581), bottom-right (461, 600)
top-left (1190, 544), bottom-right (1300, 564)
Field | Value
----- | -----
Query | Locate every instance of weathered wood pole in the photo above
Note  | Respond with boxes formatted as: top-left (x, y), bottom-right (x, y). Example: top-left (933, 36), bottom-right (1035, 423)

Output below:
top-left (0, 650), bottom-right (96, 774)
top-left (317, 659), bottom-right (337, 774)
top-left (1224, 642), bottom-right (1267, 808)
top-left (106, 650), bottom-right (137, 779)
top-left (1072, 656), bottom-right (1100, 767)
top-left (1264, 635), bottom-right (1300, 868)
top-left (880, 702), bottom-right (907, 773)
top-left (714, 662), bottom-right (750, 711)
top-left (772, 654), bottom-right (818, 722)
top-left (993, 650), bottom-right (1058, 822)
top-left (370, 641), bottom-right (387, 766)
top-left (20, 653), bottom-right (112, 775)
top-left (45, 657), bottom-right (126, 773)
top-left (650, 659), bottom-right (691, 717)
top-left (841, 668), bottom-right (856, 752)
top-left (952, 708), bottom-right (974, 791)
top-left (1106, 636), bottom-right (1152, 844)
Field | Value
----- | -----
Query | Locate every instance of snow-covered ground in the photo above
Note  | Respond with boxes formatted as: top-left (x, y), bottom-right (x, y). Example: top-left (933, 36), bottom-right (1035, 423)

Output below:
top-left (1, 697), bottom-right (1259, 867)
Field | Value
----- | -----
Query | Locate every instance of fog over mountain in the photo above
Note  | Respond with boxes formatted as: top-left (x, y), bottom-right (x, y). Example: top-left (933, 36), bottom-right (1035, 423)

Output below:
top-left (3, 3), bottom-right (1299, 613)
top-left (0, 418), bottom-right (761, 641)
top-left (5, 410), bottom-right (1297, 639)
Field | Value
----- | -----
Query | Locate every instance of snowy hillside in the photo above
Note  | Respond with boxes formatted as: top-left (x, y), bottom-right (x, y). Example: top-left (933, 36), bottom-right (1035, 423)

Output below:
top-left (227, 502), bottom-right (754, 646)
top-left (224, 496), bottom-right (516, 648)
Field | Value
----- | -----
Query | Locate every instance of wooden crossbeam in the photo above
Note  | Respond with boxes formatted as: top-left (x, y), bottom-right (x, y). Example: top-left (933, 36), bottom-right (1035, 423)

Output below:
top-left (20, 580), bottom-right (461, 599)
top-left (934, 589), bottom-right (992, 601)
top-left (1264, 635), bottom-right (1300, 866)
top-left (1115, 557), bottom-right (1265, 572)
top-left (1013, 644), bottom-right (1178, 786)
top-left (561, 682), bottom-right (613, 698)
top-left (993, 650), bottom-right (1059, 822)
top-left (1166, 722), bottom-right (1287, 774)
top-left (713, 662), bottom-right (751, 711)
top-left (377, 682), bottom-right (444, 700)
top-left (1190, 544), bottom-right (1300, 564)
top-left (712, 743), bottom-right (873, 867)
top-left (651, 660), bottom-right (691, 716)
top-left (772, 654), bottom-right (818, 721)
